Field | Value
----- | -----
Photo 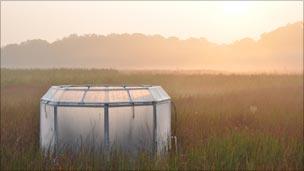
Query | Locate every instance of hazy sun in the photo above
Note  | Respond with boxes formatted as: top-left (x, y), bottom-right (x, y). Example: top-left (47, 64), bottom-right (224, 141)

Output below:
top-left (222, 2), bottom-right (250, 15)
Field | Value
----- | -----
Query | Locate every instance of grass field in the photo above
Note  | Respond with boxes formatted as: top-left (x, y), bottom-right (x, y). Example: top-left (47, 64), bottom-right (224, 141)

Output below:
top-left (1, 69), bottom-right (303, 170)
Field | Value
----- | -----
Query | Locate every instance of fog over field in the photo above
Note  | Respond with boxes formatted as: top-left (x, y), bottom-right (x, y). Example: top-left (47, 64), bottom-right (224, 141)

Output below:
top-left (1, 69), bottom-right (303, 170)
top-left (1, 22), bottom-right (302, 73)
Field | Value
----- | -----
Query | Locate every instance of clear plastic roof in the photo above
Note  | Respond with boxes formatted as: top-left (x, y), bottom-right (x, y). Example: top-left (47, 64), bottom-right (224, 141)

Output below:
top-left (41, 85), bottom-right (170, 106)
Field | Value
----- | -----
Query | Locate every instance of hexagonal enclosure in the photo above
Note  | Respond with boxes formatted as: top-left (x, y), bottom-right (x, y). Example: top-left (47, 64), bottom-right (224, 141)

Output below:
top-left (40, 85), bottom-right (171, 155)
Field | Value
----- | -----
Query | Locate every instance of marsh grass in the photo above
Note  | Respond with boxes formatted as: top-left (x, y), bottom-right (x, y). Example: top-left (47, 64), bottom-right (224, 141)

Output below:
top-left (1, 69), bottom-right (303, 170)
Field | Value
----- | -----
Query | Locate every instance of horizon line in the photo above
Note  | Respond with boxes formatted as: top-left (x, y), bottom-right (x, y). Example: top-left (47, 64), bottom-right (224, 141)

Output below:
top-left (1, 20), bottom-right (303, 48)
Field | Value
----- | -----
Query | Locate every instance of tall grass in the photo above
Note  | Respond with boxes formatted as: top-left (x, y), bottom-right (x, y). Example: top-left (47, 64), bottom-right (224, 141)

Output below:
top-left (1, 69), bottom-right (303, 170)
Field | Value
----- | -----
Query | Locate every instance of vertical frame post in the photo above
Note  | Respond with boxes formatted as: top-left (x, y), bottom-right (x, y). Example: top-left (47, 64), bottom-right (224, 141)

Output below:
top-left (126, 88), bottom-right (135, 119)
top-left (39, 103), bottom-right (42, 151)
top-left (152, 102), bottom-right (157, 156)
top-left (54, 105), bottom-right (58, 154)
top-left (104, 104), bottom-right (110, 151)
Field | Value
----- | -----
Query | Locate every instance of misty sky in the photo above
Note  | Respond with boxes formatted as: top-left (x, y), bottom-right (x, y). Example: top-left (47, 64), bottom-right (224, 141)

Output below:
top-left (1, 1), bottom-right (303, 46)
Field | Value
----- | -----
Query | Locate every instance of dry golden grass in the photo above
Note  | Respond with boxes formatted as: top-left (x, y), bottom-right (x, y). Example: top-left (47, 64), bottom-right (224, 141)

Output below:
top-left (1, 69), bottom-right (303, 170)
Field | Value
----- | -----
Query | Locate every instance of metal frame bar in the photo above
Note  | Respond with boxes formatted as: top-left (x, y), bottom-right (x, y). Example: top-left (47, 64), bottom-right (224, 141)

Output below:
top-left (62, 87), bottom-right (150, 91)
top-left (152, 102), bottom-right (157, 155)
top-left (54, 105), bottom-right (58, 153)
top-left (58, 84), bottom-right (152, 88)
top-left (125, 88), bottom-right (136, 118)
top-left (39, 104), bottom-right (43, 150)
top-left (54, 84), bottom-right (152, 91)
top-left (80, 86), bottom-right (89, 103)
top-left (104, 104), bottom-right (110, 151)
top-left (40, 99), bottom-right (170, 108)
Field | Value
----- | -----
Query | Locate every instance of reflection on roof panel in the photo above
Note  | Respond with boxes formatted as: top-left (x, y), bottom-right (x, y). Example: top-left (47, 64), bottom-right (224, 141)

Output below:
top-left (130, 89), bottom-right (153, 102)
top-left (83, 91), bottom-right (106, 103)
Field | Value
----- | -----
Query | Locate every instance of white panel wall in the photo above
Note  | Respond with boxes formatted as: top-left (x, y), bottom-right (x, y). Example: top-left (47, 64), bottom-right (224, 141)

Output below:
top-left (40, 103), bottom-right (55, 152)
top-left (109, 106), bottom-right (153, 154)
top-left (57, 107), bottom-right (104, 149)
top-left (40, 102), bottom-right (171, 155)
top-left (156, 102), bottom-right (171, 154)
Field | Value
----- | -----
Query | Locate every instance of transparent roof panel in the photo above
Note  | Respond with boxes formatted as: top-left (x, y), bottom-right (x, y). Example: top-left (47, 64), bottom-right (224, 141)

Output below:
top-left (108, 90), bottom-right (130, 102)
top-left (125, 86), bottom-right (144, 89)
top-left (52, 89), bottom-right (65, 101)
top-left (41, 85), bottom-right (170, 105)
top-left (42, 87), bottom-right (57, 100)
top-left (149, 86), bottom-right (170, 101)
top-left (83, 91), bottom-right (106, 103)
top-left (89, 87), bottom-right (107, 90)
top-left (108, 86), bottom-right (124, 90)
top-left (66, 86), bottom-right (89, 90)
top-left (129, 89), bottom-right (153, 102)
top-left (59, 91), bottom-right (85, 102)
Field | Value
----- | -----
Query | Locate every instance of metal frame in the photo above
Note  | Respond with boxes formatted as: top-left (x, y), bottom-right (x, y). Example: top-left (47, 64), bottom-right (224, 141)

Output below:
top-left (152, 102), bottom-right (157, 155)
top-left (104, 104), bottom-right (109, 151)
top-left (54, 106), bottom-right (58, 153)
top-left (40, 85), bottom-right (171, 154)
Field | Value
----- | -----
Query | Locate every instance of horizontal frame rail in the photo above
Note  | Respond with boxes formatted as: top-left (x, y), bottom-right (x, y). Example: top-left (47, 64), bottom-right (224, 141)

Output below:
top-left (41, 99), bottom-right (170, 108)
